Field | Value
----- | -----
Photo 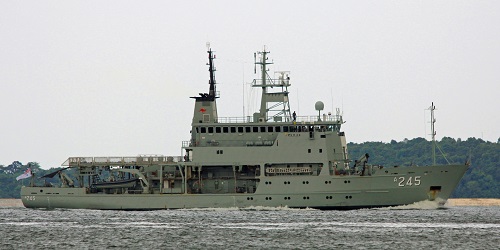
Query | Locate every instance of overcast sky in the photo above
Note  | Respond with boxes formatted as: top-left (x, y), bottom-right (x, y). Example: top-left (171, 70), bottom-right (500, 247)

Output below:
top-left (1, 1), bottom-right (499, 169)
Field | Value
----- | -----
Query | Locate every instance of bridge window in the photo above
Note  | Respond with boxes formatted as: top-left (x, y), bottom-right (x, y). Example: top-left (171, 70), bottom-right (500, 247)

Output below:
top-left (283, 126), bottom-right (289, 132)
top-left (216, 127), bottom-right (222, 133)
top-left (238, 127), bottom-right (244, 133)
top-left (223, 127), bottom-right (228, 133)
top-left (253, 127), bottom-right (259, 133)
top-left (200, 127), bottom-right (206, 133)
top-left (275, 126), bottom-right (281, 132)
top-left (231, 127), bottom-right (237, 133)
top-left (246, 127), bottom-right (252, 133)
top-left (268, 126), bottom-right (274, 132)
top-left (260, 127), bottom-right (266, 132)
top-left (208, 127), bottom-right (214, 133)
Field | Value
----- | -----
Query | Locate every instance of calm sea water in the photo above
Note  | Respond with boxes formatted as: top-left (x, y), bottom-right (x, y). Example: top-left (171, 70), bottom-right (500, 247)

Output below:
top-left (1, 201), bottom-right (499, 249)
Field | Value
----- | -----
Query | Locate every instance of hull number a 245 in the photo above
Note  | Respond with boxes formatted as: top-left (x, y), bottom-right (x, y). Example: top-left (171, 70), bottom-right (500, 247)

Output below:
top-left (394, 176), bottom-right (421, 187)
top-left (24, 196), bottom-right (36, 201)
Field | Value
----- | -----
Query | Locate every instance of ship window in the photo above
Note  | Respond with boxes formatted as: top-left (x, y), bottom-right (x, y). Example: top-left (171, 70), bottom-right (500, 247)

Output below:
top-left (203, 114), bottom-right (210, 123)
top-left (246, 127), bottom-right (251, 133)
top-left (320, 135), bottom-right (326, 138)
top-left (275, 126), bottom-right (281, 132)
top-left (216, 127), bottom-right (222, 133)
top-left (319, 149), bottom-right (323, 153)
top-left (238, 127), bottom-right (244, 133)
top-left (231, 127), bottom-right (236, 133)
top-left (195, 127), bottom-right (199, 133)
top-left (208, 127), bottom-right (214, 133)
top-left (308, 149), bottom-right (311, 153)
top-left (260, 126), bottom-right (266, 132)
top-left (253, 127), bottom-right (259, 133)
top-left (223, 127), bottom-right (228, 133)
top-left (268, 126), bottom-right (274, 132)
top-left (201, 127), bottom-right (206, 133)
top-left (283, 126), bottom-right (289, 132)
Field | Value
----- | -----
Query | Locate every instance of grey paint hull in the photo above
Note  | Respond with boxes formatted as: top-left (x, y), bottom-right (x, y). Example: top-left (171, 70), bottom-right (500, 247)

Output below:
top-left (21, 164), bottom-right (468, 210)
top-left (20, 49), bottom-right (468, 210)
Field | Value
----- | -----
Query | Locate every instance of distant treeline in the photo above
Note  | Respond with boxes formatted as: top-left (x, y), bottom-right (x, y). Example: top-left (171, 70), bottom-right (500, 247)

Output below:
top-left (348, 137), bottom-right (499, 198)
top-left (1, 137), bottom-right (498, 198)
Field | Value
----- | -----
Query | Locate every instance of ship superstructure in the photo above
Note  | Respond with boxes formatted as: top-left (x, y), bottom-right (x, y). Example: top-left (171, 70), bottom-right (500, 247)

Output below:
top-left (20, 48), bottom-right (468, 210)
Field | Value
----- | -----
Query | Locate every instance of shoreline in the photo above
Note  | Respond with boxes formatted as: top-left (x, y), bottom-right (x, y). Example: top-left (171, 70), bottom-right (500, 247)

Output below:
top-left (445, 198), bottom-right (500, 207)
top-left (1, 198), bottom-right (499, 208)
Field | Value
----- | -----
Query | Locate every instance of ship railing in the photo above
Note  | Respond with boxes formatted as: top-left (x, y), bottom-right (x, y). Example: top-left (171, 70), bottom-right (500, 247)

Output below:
top-left (214, 115), bottom-right (342, 124)
top-left (216, 116), bottom-right (254, 123)
top-left (62, 155), bottom-right (184, 166)
top-left (252, 78), bottom-right (291, 87)
top-left (295, 115), bottom-right (342, 123)
top-left (183, 139), bottom-right (275, 147)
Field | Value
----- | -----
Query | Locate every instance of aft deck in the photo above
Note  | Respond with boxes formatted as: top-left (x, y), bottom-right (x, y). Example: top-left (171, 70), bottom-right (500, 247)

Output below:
top-left (62, 155), bottom-right (184, 167)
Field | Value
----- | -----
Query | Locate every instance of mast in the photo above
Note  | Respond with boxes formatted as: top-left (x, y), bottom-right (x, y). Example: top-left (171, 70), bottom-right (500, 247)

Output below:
top-left (252, 47), bottom-right (291, 122)
top-left (190, 46), bottom-right (219, 124)
top-left (257, 49), bottom-right (271, 120)
top-left (430, 102), bottom-right (436, 165)
top-left (207, 47), bottom-right (216, 99)
top-left (428, 102), bottom-right (451, 165)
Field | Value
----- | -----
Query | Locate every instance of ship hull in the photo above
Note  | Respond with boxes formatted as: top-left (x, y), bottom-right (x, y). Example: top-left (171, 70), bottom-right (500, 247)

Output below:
top-left (21, 164), bottom-right (468, 210)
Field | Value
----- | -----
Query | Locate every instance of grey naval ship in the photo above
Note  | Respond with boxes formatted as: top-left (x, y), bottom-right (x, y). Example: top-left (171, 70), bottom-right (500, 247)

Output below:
top-left (21, 48), bottom-right (469, 210)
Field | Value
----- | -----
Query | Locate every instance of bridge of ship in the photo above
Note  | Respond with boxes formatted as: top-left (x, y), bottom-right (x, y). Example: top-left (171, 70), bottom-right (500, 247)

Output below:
top-left (183, 114), bottom-right (344, 148)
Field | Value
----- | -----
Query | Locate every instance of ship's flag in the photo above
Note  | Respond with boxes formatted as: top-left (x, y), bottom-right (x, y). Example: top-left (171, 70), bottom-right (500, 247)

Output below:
top-left (16, 168), bottom-right (32, 181)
